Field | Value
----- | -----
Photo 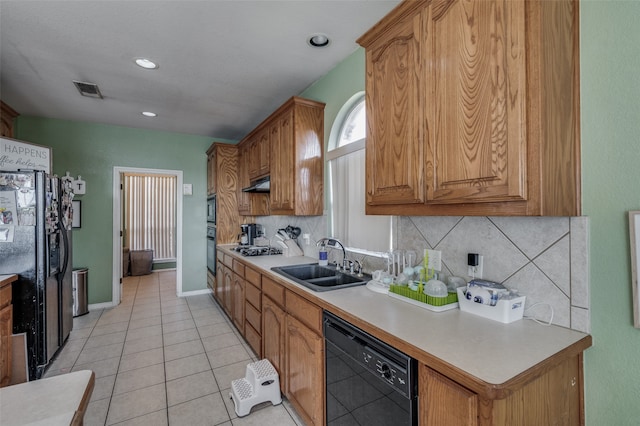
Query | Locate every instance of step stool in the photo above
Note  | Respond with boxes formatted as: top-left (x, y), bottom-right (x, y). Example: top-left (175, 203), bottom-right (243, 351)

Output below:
top-left (229, 359), bottom-right (282, 417)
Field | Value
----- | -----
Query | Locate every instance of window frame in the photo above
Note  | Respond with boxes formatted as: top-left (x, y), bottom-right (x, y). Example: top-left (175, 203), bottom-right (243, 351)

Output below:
top-left (327, 92), bottom-right (392, 258)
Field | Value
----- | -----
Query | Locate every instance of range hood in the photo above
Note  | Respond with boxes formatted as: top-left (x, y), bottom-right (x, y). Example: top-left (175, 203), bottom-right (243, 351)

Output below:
top-left (242, 176), bottom-right (270, 193)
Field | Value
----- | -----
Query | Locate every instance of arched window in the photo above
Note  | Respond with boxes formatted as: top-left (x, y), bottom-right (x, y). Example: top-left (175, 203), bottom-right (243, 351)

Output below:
top-left (327, 92), bottom-right (391, 254)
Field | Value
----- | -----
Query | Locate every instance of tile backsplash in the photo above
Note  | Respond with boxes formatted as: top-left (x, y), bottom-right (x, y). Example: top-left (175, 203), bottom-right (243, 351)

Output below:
top-left (256, 215), bottom-right (590, 333)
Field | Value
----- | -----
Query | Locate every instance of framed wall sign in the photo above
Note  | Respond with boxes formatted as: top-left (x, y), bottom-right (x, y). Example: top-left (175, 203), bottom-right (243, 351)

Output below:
top-left (629, 211), bottom-right (640, 328)
top-left (0, 137), bottom-right (52, 174)
top-left (72, 200), bottom-right (81, 228)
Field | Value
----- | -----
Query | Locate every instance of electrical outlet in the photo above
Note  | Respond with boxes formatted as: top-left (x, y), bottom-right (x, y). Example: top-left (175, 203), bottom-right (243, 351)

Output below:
top-left (467, 255), bottom-right (484, 279)
top-left (427, 249), bottom-right (442, 271)
top-left (302, 233), bottom-right (310, 245)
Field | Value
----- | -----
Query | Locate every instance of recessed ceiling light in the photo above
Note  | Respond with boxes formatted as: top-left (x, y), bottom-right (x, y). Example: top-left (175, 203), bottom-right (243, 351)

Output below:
top-left (135, 58), bottom-right (158, 69)
top-left (142, 111), bottom-right (157, 117)
top-left (308, 34), bottom-right (330, 48)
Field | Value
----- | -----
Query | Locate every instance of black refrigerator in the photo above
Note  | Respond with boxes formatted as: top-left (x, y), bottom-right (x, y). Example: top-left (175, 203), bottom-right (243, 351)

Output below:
top-left (0, 170), bottom-right (73, 380)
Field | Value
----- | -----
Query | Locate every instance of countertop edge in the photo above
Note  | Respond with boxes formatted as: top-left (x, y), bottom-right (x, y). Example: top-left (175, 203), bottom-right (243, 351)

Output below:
top-left (0, 274), bottom-right (18, 289)
top-left (217, 245), bottom-right (592, 400)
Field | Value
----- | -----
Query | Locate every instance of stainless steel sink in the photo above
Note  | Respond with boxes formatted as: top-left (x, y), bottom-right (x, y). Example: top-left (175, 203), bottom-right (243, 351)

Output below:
top-left (271, 263), bottom-right (370, 292)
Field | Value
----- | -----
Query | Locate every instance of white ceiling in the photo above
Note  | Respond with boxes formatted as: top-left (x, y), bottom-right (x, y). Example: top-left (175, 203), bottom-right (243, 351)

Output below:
top-left (0, 0), bottom-right (401, 140)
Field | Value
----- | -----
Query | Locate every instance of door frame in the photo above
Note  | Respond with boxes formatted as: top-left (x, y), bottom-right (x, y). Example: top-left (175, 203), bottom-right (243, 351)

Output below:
top-left (112, 166), bottom-right (183, 304)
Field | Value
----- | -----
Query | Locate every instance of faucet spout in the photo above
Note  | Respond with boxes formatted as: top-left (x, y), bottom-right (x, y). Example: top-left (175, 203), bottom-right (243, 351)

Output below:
top-left (318, 238), bottom-right (347, 270)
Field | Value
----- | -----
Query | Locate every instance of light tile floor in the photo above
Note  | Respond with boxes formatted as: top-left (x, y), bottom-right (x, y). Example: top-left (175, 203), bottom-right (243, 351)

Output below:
top-left (45, 271), bottom-right (304, 426)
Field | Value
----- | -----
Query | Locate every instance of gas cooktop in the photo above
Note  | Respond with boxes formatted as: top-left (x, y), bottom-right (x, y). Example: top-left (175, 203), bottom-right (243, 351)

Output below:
top-left (234, 245), bottom-right (283, 257)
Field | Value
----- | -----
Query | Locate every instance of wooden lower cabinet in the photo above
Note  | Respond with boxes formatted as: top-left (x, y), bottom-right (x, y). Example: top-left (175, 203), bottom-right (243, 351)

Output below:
top-left (285, 314), bottom-right (324, 426)
top-left (262, 295), bottom-right (286, 393)
top-left (222, 266), bottom-right (232, 317)
top-left (420, 364), bottom-right (478, 426)
top-left (261, 283), bottom-right (324, 426)
top-left (231, 273), bottom-right (245, 334)
top-left (419, 353), bottom-right (583, 426)
top-left (1, 282), bottom-right (13, 387)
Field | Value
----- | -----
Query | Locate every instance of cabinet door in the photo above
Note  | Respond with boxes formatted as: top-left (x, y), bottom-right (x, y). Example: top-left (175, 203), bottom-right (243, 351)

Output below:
top-left (425, 0), bottom-right (527, 204)
top-left (365, 8), bottom-right (425, 206)
top-left (223, 267), bottom-right (233, 317)
top-left (419, 364), bottom-right (478, 426)
top-left (262, 296), bottom-right (286, 394)
top-left (258, 128), bottom-right (270, 177)
top-left (286, 315), bottom-right (324, 426)
top-left (215, 261), bottom-right (224, 305)
top-left (270, 110), bottom-right (295, 213)
top-left (0, 303), bottom-right (12, 387)
top-left (237, 142), bottom-right (251, 214)
top-left (231, 273), bottom-right (245, 334)
top-left (207, 151), bottom-right (216, 195)
top-left (248, 129), bottom-right (269, 180)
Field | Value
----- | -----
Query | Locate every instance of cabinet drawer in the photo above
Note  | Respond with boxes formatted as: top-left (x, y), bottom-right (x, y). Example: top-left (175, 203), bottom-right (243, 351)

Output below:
top-left (244, 322), bottom-right (261, 358)
top-left (0, 285), bottom-right (11, 309)
top-left (232, 259), bottom-right (245, 277)
top-left (245, 266), bottom-right (261, 288)
top-left (223, 253), bottom-right (233, 268)
top-left (286, 291), bottom-right (322, 335)
top-left (245, 282), bottom-right (261, 310)
top-left (262, 276), bottom-right (285, 307)
top-left (245, 302), bottom-right (261, 332)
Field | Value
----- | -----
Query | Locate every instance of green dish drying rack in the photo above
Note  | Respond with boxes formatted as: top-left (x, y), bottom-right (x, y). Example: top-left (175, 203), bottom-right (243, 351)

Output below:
top-left (388, 284), bottom-right (459, 312)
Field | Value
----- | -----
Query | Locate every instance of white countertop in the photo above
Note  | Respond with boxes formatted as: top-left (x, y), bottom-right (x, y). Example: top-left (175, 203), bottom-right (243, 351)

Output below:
top-left (0, 370), bottom-right (94, 425)
top-left (220, 246), bottom-right (591, 391)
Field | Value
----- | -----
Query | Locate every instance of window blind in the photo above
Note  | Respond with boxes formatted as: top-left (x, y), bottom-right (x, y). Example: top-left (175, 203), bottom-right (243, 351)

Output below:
top-left (124, 173), bottom-right (177, 260)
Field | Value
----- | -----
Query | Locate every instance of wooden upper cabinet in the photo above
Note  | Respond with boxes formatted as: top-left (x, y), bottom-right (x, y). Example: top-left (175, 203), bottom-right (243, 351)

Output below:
top-left (206, 143), bottom-right (240, 243)
top-left (270, 109), bottom-right (295, 213)
top-left (237, 140), bottom-right (270, 216)
top-left (426, 0), bottom-right (527, 205)
top-left (358, 0), bottom-right (580, 216)
top-left (0, 101), bottom-right (19, 138)
top-left (248, 129), bottom-right (270, 180)
top-left (364, 7), bottom-right (425, 206)
top-left (237, 96), bottom-right (325, 216)
top-left (270, 97), bottom-right (325, 216)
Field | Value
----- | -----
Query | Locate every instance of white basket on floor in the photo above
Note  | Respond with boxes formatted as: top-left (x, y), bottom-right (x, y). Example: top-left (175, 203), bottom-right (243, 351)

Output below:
top-left (229, 359), bottom-right (282, 417)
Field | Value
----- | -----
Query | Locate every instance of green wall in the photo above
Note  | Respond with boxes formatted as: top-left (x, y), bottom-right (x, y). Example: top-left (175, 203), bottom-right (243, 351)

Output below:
top-left (300, 48), bottom-right (366, 149)
top-left (15, 117), bottom-right (222, 302)
top-left (304, 8), bottom-right (640, 422)
top-left (10, 2), bottom-right (640, 418)
top-left (581, 1), bottom-right (640, 424)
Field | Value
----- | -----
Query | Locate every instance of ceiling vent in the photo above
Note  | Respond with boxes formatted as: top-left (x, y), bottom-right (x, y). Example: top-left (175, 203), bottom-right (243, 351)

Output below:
top-left (73, 80), bottom-right (103, 99)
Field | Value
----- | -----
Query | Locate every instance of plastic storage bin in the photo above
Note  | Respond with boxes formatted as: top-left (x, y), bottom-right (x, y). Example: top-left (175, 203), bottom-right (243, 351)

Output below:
top-left (457, 287), bottom-right (525, 323)
top-left (130, 250), bottom-right (153, 276)
top-left (72, 268), bottom-right (89, 317)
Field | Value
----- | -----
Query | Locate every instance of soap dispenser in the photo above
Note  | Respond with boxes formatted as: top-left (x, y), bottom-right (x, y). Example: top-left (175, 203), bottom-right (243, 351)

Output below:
top-left (318, 242), bottom-right (328, 266)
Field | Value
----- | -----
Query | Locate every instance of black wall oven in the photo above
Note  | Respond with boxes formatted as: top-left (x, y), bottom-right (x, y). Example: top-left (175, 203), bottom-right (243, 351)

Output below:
top-left (207, 224), bottom-right (216, 275)
top-left (207, 195), bottom-right (216, 274)
top-left (207, 195), bottom-right (216, 223)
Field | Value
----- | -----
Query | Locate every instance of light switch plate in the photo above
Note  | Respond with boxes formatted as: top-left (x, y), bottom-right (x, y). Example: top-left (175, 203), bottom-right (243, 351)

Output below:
top-left (183, 184), bottom-right (193, 195)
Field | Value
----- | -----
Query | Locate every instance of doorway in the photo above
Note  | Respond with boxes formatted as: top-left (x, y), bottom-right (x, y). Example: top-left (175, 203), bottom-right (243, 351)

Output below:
top-left (112, 166), bottom-right (183, 305)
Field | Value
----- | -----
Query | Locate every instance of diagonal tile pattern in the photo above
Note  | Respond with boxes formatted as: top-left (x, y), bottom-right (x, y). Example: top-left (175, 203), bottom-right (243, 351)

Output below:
top-left (257, 214), bottom-right (590, 332)
top-left (44, 271), bottom-right (304, 426)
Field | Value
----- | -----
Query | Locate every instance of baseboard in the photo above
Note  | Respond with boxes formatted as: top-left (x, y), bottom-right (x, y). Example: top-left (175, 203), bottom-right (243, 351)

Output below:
top-left (88, 301), bottom-right (117, 310)
top-left (179, 288), bottom-right (212, 297)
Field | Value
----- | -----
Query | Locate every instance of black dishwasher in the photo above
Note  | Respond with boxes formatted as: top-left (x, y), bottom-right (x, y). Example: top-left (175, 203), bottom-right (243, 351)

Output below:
top-left (323, 311), bottom-right (418, 426)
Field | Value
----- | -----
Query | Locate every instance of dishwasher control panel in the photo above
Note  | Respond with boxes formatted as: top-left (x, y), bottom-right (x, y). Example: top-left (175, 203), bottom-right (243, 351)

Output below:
top-left (361, 345), bottom-right (410, 395)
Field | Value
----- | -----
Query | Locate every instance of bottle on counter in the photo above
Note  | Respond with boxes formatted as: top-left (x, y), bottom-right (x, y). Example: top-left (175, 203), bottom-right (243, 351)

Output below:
top-left (319, 243), bottom-right (328, 266)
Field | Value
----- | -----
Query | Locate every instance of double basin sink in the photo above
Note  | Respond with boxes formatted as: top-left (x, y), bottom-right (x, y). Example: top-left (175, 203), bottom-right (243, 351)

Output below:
top-left (271, 263), bottom-right (371, 292)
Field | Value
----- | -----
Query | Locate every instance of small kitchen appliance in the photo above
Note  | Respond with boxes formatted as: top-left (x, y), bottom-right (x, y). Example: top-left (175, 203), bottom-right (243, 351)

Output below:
top-left (240, 223), bottom-right (262, 246)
